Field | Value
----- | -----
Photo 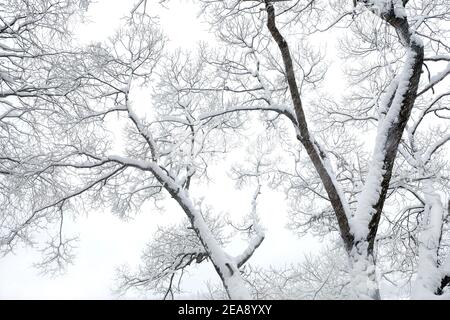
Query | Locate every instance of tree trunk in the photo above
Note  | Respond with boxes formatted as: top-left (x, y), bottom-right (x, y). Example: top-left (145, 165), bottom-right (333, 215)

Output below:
top-left (349, 242), bottom-right (381, 299)
top-left (411, 180), bottom-right (445, 299)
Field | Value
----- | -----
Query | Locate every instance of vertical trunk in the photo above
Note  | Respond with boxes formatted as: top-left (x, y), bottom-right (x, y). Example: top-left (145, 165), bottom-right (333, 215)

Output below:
top-left (171, 189), bottom-right (251, 300)
top-left (351, 40), bottom-right (424, 248)
top-left (411, 180), bottom-right (445, 299)
top-left (349, 242), bottom-right (381, 299)
top-left (264, 1), bottom-right (424, 300)
top-left (348, 9), bottom-right (424, 299)
top-left (264, 0), bottom-right (353, 252)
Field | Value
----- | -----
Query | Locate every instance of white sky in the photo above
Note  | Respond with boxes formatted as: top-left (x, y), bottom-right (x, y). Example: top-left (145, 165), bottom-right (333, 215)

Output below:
top-left (4, 0), bottom-right (447, 301)
top-left (0, 0), bottom-right (320, 299)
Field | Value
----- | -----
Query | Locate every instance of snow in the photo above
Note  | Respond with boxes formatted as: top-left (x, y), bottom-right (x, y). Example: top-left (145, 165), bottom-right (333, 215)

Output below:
top-left (393, 0), bottom-right (406, 18)
top-left (234, 184), bottom-right (265, 267)
top-left (226, 273), bottom-right (252, 299)
top-left (247, 66), bottom-right (258, 78)
top-left (347, 239), bottom-right (380, 299)
top-left (0, 72), bottom-right (15, 83)
top-left (411, 180), bottom-right (445, 299)
top-left (426, 62), bottom-right (450, 89)
top-left (366, 0), bottom-right (390, 16)
top-left (107, 154), bottom-right (252, 299)
top-left (0, 107), bottom-right (19, 120)
top-left (351, 47), bottom-right (418, 240)
top-left (319, 145), bottom-right (352, 220)
top-left (125, 106), bottom-right (159, 158)
top-left (177, 188), bottom-right (251, 299)
top-left (343, 42), bottom-right (425, 299)
top-left (363, 0), bottom-right (405, 18)
top-left (442, 257), bottom-right (450, 278)
top-left (198, 104), bottom-right (295, 124)
top-left (425, 55), bottom-right (450, 62)
top-left (377, 77), bottom-right (399, 119)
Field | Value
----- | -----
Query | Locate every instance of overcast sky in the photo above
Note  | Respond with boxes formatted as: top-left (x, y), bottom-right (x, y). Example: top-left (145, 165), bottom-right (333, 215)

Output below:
top-left (0, 0), bottom-right (320, 299)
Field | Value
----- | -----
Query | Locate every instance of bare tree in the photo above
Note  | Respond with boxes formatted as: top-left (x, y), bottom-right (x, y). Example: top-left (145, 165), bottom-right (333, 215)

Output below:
top-left (0, 0), bottom-right (91, 271)
top-left (196, 0), bottom-right (450, 299)
top-left (2, 0), bottom-right (450, 300)
top-left (0, 0), bottom-right (89, 176)
top-left (0, 10), bottom-right (264, 299)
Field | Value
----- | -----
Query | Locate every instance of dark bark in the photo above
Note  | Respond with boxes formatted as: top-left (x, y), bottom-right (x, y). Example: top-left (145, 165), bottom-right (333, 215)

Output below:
top-left (265, 1), bottom-right (424, 259)
top-left (364, 8), bottom-right (424, 255)
top-left (265, 1), bottom-right (354, 253)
